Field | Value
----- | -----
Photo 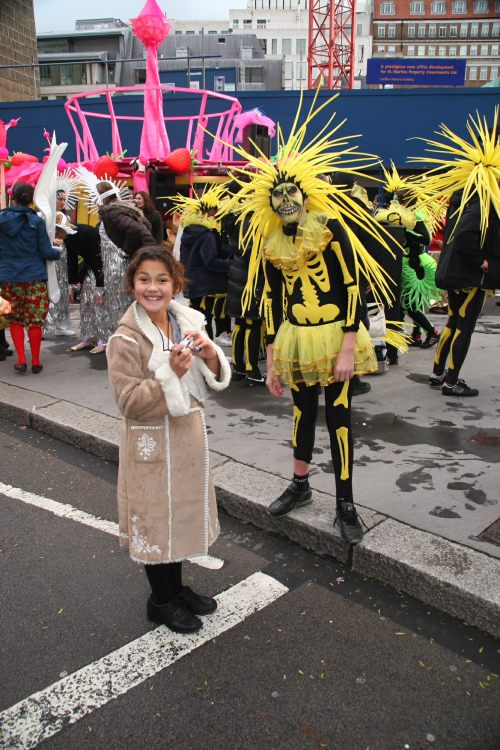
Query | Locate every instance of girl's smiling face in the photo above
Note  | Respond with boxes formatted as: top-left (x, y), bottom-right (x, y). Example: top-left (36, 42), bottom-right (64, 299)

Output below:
top-left (133, 259), bottom-right (174, 319)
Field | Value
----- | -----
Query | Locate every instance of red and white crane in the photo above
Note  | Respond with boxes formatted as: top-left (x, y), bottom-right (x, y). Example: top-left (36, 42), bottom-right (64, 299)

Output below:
top-left (308, 0), bottom-right (356, 90)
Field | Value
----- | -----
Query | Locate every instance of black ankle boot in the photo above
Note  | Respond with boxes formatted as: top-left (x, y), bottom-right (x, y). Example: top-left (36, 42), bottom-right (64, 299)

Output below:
top-left (267, 480), bottom-right (313, 517)
top-left (334, 498), bottom-right (364, 544)
top-left (147, 596), bottom-right (202, 633)
top-left (176, 586), bottom-right (217, 615)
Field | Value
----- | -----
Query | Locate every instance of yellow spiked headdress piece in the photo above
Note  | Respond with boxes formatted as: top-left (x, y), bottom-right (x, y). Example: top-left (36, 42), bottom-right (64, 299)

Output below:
top-left (409, 107), bottom-right (500, 243)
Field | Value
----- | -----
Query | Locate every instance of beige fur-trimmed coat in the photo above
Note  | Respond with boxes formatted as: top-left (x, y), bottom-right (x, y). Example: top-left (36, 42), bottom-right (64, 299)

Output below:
top-left (106, 300), bottom-right (231, 564)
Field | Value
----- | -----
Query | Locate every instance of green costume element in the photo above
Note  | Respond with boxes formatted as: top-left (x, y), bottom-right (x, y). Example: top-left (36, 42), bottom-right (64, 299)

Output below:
top-left (402, 251), bottom-right (439, 312)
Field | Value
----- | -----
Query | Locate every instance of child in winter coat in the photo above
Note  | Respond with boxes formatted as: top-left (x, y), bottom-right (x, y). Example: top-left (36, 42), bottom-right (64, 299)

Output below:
top-left (107, 245), bottom-right (231, 634)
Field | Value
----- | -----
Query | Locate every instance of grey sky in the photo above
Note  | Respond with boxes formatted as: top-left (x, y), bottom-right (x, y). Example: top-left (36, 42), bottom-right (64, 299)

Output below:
top-left (34, 0), bottom-right (248, 34)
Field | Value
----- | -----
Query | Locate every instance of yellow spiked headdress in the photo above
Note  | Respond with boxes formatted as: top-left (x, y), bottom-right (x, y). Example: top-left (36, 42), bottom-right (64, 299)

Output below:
top-left (409, 107), bottom-right (500, 243)
top-left (170, 182), bottom-right (228, 230)
top-left (218, 90), bottom-right (398, 312)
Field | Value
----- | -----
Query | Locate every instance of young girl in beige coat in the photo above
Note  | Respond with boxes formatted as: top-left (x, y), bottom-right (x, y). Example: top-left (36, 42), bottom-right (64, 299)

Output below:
top-left (107, 246), bottom-right (231, 634)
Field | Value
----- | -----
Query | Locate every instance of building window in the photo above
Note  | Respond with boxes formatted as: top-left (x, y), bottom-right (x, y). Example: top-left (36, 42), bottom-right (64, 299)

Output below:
top-left (418, 44), bottom-right (426, 54)
top-left (378, 26), bottom-right (386, 37)
top-left (480, 44), bottom-right (488, 54)
top-left (388, 25), bottom-right (396, 37)
top-left (438, 45), bottom-right (446, 54)
top-left (135, 69), bottom-right (146, 84)
top-left (296, 61), bottom-right (307, 80)
top-left (185, 30), bottom-right (195, 35)
top-left (439, 26), bottom-right (447, 37)
top-left (493, 22), bottom-right (500, 35)
top-left (431, 1), bottom-right (446, 12)
top-left (471, 23), bottom-right (479, 35)
top-left (429, 25), bottom-right (436, 36)
top-left (380, 2), bottom-right (396, 14)
top-left (256, 19), bottom-right (267, 28)
top-left (428, 45), bottom-right (436, 55)
top-left (418, 25), bottom-right (426, 37)
top-left (459, 44), bottom-right (467, 54)
top-left (296, 38), bottom-right (306, 55)
top-left (492, 44), bottom-right (499, 56)
top-left (243, 19), bottom-right (252, 28)
top-left (490, 66), bottom-right (498, 79)
top-left (284, 62), bottom-right (293, 80)
top-left (410, 0), bottom-right (425, 12)
top-left (244, 67), bottom-right (263, 83)
top-left (176, 48), bottom-right (188, 58)
top-left (470, 44), bottom-right (478, 54)
top-left (358, 44), bottom-right (365, 62)
top-left (495, 0), bottom-right (500, 11)
top-left (449, 45), bottom-right (457, 54)
top-left (407, 45), bottom-right (415, 55)
top-left (39, 65), bottom-right (51, 85)
top-left (473, 0), bottom-right (489, 11)
top-left (408, 25), bottom-right (416, 37)
top-left (481, 24), bottom-right (489, 36)
top-left (174, 30), bottom-right (182, 34)
top-left (241, 47), bottom-right (253, 59)
top-left (272, 38), bottom-right (278, 54)
top-left (452, 0), bottom-right (467, 10)
top-left (480, 66), bottom-right (488, 79)
top-left (357, 23), bottom-right (363, 35)
top-left (378, 45), bottom-right (386, 52)
top-left (449, 25), bottom-right (458, 36)
top-left (388, 44), bottom-right (396, 52)
top-left (232, 19), bottom-right (239, 28)
top-left (469, 66), bottom-right (477, 79)
top-left (259, 38), bottom-right (267, 52)
top-left (282, 38), bottom-right (292, 54)
top-left (460, 24), bottom-right (468, 36)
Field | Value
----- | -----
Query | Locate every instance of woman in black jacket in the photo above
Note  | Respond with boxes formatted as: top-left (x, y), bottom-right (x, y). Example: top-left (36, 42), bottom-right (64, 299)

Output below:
top-left (134, 191), bottom-right (164, 244)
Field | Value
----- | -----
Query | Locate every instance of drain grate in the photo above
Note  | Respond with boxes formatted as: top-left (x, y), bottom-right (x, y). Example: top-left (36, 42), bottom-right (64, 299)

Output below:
top-left (478, 517), bottom-right (500, 547)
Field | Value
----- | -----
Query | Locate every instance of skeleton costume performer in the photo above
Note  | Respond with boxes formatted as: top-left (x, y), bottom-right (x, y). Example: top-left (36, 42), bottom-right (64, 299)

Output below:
top-left (222, 91), bottom-right (398, 544)
top-left (410, 109), bottom-right (500, 397)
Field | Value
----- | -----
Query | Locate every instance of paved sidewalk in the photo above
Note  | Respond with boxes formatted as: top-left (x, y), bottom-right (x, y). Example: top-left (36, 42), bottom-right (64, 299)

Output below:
top-left (0, 302), bottom-right (499, 638)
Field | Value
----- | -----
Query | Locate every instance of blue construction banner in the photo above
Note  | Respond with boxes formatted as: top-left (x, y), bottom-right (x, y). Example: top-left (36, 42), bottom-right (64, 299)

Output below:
top-left (366, 58), bottom-right (466, 86)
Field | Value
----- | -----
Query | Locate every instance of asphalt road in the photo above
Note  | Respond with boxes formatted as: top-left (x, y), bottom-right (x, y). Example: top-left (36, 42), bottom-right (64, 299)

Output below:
top-left (0, 418), bottom-right (499, 750)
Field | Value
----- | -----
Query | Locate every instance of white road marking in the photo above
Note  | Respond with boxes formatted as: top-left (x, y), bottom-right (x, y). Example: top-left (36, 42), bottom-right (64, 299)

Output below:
top-left (0, 482), bottom-right (224, 569)
top-left (0, 572), bottom-right (288, 750)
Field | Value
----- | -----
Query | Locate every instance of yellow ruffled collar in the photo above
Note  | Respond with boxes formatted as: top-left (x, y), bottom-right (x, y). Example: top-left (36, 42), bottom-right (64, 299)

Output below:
top-left (264, 212), bottom-right (333, 272)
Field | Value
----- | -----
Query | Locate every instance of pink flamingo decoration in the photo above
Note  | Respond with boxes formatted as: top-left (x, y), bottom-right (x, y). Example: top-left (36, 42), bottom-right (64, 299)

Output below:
top-left (0, 118), bottom-right (20, 209)
top-left (131, 0), bottom-right (171, 161)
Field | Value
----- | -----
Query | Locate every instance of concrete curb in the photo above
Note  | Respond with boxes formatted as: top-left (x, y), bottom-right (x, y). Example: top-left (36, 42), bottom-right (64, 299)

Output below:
top-left (1, 382), bottom-right (499, 639)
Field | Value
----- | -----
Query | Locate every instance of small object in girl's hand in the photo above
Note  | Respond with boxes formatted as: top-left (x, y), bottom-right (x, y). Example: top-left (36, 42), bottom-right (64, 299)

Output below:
top-left (178, 335), bottom-right (202, 353)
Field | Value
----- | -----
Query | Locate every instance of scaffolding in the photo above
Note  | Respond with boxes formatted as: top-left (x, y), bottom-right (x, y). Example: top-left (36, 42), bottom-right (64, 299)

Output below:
top-left (307, 0), bottom-right (356, 90)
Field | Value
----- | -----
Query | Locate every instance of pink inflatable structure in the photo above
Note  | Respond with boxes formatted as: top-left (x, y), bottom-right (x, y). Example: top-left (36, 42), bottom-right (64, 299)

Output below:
top-left (63, 0), bottom-right (266, 176)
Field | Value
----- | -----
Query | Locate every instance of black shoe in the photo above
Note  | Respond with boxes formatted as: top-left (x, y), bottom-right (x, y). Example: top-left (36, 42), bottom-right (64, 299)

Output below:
top-left (334, 499), bottom-right (364, 544)
top-left (14, 363), bottom-right (27, 373)
top-left (231, 369), bottom-right (246, 382)
top-left (267, 481), bottom-right (313, 517)
top-left (246, 370), bottom-right (266, 387)
top-left (421, 328), bottom-right (440, 349)
top-left (387, 353), bottom-right (399, 366)
top-left (176, 585), bottom-right (217, 616)
top-left (429, 370), bottom-right (446, 387)
top-left (31, 364), bottom-right (43, 374)
top-left (442, 379), bottom-right (478, 397)
top-left (146, 596), bottom-right (202, 634)
top-left (351, 376), bottom-right (371, 396)
top-left (409, 334), bottom-right (422, 347)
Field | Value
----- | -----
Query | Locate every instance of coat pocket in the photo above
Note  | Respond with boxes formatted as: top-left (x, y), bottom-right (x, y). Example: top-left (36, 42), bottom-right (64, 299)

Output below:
top-left (130, 425), bottom-right (165, 463)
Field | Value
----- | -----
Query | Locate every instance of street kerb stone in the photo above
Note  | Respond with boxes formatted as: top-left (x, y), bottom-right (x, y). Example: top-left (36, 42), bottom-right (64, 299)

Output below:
top-left (213, 459), bottom-right (384, 565)
top-left (0, 382), bottom-right (59, 426)
top-left (353, 518), bottom-right (500, 639)
top-left (31, 401), bottom-right (120, 463)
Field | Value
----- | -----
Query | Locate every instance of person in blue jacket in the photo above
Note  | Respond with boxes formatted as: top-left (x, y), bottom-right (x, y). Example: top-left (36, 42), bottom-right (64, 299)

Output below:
top-left (0, 182), bottom-right (60, 373)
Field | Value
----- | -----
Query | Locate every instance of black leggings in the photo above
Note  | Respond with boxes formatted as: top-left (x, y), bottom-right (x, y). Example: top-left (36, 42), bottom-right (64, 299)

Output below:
top-left (433, 288), bottom-right (485, 385)
top-left (190, 296), bottom-right (230, 339)
top-left (405, 306), bottom-right (435, 335)
top-left (144, 562), bottom-right (182, 605)
top-left (232, 317), bottom-right (262, 373)
top-left (291, 380), bottom-right (353, 498)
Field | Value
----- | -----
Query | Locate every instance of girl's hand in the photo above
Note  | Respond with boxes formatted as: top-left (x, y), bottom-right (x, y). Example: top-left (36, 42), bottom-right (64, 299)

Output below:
top-left (182, 329), bottom-right (217, 360)
top-left (170, 344), bottom-right (192, 378)
top-left (267, 373), bottom-right (284, 397)
top-left (334, 350), bottom-right (355, 382)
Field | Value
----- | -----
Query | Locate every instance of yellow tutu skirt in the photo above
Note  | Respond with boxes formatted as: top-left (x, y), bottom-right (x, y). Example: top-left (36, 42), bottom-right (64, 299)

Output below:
top-left (272, 320), bottom-right (378, 387)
